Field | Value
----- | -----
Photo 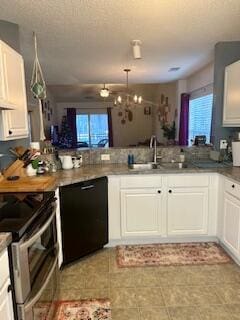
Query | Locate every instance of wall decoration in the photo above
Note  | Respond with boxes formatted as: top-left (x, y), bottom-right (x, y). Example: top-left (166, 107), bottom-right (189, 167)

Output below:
top-left (118, 106), bottom-right (133, 124)
top-left (144, 106), bottom-right (151, 115)
top-left (157, 94), bottom-right (171, 124)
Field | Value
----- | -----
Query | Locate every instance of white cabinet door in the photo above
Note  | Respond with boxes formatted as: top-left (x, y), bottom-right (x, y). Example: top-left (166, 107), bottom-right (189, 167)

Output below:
top-left (223, 60), bottom-right (240, 126)
top-left (121, 188), bottom-right (162, 237)
top-left (167, 187), bottom-right (209, 236)
top-left (0, 279), bottom-right (14, 320)
top-left (223, 192), bottom-right (240, 257)
top-left (0, 40), bottom-right (28, 140)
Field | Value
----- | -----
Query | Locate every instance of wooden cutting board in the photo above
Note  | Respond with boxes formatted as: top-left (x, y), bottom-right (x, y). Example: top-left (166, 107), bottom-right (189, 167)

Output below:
top-left (0, 175), bottom-right (57, 192)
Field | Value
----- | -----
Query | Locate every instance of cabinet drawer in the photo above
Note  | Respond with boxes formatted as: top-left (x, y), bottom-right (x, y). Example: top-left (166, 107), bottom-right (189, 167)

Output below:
top-left (167, 175), bottom-right (209, 188)
top-left (0, 249), bottom-right (9, 288)
top-left (225, 178), bottom-right (240, 199)
top-left (120, 175), bottom-right (162, 188)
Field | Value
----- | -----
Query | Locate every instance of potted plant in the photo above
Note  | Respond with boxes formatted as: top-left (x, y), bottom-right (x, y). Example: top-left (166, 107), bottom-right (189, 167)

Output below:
top-left (161, 121), bottom-right (176, 144)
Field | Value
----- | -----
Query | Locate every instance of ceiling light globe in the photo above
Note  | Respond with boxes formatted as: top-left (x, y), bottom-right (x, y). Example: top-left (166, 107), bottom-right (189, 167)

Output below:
top-left (117, 96), bottom-right (122, 104)
top-left (100, 88), bottom-right (109, 98)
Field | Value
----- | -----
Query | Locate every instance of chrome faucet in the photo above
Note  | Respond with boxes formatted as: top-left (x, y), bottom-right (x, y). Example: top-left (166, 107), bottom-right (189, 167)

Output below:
top-left (150, 135), bottom-right (157, 164)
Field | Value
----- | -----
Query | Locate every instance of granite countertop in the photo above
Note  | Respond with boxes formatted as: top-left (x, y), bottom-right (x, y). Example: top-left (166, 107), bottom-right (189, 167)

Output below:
top-left (50, 163), bottom-right (240, 187)
top-left (0, 232), bottom-right (12, 254)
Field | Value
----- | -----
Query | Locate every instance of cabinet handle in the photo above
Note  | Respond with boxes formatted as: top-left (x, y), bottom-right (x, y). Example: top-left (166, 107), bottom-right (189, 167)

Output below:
top-left (81, 184), bottom-right (94, 190)
top-left (8, 130), bottom-right (13, 135)
top-left (157, 190), bottom-right (161, 194)
top-left (7, 285), bottom-right (12, 292)
top-left (232, 184), bottom-right (235, 188)
top-left (168, 190), bottom-right (172, 193)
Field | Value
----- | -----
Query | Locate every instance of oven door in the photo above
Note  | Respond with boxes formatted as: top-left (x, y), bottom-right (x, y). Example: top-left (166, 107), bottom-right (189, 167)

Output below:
top-left (17, 253), bottom-right (59, 320)
top-left (12, 202), bottom-right (57, 304)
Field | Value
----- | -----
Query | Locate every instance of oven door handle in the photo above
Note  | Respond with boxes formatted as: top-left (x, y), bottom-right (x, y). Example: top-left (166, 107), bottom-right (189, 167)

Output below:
top-left (23, 252), bottom-right (58, 312)
top-left (20, 203), bottom-right (56, 251)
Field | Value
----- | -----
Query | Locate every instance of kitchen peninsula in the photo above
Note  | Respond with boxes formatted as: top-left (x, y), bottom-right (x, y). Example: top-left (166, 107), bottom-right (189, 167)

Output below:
top-left (26, 159), bottom-right (239, 269)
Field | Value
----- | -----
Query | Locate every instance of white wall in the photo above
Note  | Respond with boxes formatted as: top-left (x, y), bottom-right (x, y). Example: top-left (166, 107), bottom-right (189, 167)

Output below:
top-left (187, 63), bottom-right (214, 93)
top-left (153, 82), bottom-right (177, 142)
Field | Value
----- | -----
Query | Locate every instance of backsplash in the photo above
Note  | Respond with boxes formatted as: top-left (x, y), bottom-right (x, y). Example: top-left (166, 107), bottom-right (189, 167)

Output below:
top-left (58, 146), bottom-right (212, 165)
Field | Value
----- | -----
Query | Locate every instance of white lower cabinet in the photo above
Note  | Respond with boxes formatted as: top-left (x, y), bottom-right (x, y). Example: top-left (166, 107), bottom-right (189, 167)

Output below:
top-left (167, 187), bottom-right (209, 235)
top-left (0, 249), bottom-right (14, 320)
top-left (121, 188), bottom-right (162, 237)
top-left (0, 279), bottom-right (14, 320)
top-left (107, 174), bottom-right (216, 242)
top-left (222, 192), bottom-right (240, 257)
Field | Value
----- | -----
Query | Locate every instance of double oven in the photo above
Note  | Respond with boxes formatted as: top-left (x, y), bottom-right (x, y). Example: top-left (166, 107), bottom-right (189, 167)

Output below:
top-left (0, 192), bottom-right (59, 320)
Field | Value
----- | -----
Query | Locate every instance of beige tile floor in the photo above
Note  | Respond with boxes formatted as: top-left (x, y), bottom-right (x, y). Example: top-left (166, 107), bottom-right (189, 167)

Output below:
top-left (59, 247), bottom-right (240, 320)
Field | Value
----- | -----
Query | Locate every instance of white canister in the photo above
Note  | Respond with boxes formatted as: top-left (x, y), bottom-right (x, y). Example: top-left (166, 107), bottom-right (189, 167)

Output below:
top-left (26, 164), bottom-right (37, 176)
top-left (60, 155), bottom-right (73, 170)
top-left (232, 141), bottom-right (240, 166)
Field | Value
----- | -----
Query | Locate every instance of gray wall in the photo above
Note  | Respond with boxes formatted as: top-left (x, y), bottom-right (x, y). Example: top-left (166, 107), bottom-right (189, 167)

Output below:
top-left (212, 42), bottom-right (240, 150)
top-left (0, 20), bottom-right (29, 169)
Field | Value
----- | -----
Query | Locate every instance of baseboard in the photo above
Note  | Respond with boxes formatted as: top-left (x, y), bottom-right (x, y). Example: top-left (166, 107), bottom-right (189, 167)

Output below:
top-left (106, 236), bottom-right (219, 247)
top-left (219, 241), bottom-right (240, 266)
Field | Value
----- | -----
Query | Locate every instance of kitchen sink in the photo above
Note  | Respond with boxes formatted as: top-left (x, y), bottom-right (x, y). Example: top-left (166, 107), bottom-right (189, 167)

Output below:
top-left (159, 162), bottom-right (193, 169)
top-left (129, 163), bottom-right (158, 170)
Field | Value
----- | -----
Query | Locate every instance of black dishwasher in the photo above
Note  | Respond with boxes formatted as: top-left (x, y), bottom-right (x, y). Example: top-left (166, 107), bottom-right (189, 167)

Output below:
top-left (59, 176), bottom-right (108, 265)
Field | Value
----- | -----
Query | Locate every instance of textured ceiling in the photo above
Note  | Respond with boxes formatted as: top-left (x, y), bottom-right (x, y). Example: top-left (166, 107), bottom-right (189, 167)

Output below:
top-left (0, 0), bottom-right (240, 86)
top-left (48, 83), bottom-right (163, 102)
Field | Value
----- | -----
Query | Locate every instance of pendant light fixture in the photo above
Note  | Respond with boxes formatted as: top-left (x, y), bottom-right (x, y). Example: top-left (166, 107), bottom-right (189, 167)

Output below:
top-left (131, 40), bottom-right (142, 59)
top-left (114, 69), bottom-right (142, 107)
top-left (100, 84), bottom-right (110, 98)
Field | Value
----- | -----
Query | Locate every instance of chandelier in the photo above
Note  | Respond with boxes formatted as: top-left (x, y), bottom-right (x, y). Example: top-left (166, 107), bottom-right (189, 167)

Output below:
top-left (114, 69), bottom-right (142, 107)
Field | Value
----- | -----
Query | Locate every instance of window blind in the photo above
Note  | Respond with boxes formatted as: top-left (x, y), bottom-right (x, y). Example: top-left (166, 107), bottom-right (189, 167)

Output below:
top-left (188, 94), bottom-right (213, 145)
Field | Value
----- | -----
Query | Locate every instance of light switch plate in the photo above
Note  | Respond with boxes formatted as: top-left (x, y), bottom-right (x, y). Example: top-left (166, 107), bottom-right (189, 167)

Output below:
top-left (220, 139), bottom-right (228, 149)
top-left (101, 154), bottom-right (110, 161)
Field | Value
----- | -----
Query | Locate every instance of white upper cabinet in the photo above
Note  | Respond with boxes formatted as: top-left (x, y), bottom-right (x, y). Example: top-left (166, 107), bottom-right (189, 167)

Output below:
top-left (0, 40), bottom-right (29, 140)
top-left (223, 60), bottom-right (240, 127)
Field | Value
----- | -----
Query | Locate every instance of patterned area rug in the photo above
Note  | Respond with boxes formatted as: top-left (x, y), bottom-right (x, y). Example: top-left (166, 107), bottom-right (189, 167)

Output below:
top-left (55, 299), bottom-right (111, 320)
top-left (117, 242), bottom-right (232, 267)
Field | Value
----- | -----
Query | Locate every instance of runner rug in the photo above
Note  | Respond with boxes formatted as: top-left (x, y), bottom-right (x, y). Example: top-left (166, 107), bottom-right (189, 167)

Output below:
top-left (54, 299), bottom-right (111, 320)
top-left (116, 242), bottom-right (232, 267)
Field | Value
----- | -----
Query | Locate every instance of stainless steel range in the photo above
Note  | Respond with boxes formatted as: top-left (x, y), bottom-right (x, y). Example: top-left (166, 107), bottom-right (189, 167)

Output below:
top-left (0, 192), bottom-right (59, 320)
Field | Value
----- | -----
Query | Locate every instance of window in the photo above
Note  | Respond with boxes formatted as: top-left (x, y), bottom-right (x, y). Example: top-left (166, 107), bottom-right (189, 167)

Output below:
top-left (76, 113), bottom-right (109, 148)
top-left (188, 94), bottom-right (213, 145)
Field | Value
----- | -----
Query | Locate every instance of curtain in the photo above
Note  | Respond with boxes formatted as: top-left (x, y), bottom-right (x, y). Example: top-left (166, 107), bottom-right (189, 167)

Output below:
top-left (179, 93), bottom-right (190, 146)
top-left (67, 108), bottom-right (77, 148)
top-left (107, 107), bottom-right (113, 147)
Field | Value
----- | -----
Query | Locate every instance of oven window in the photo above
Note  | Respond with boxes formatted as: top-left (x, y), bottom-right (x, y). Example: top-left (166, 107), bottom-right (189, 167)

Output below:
top-left (28, 217), bottom-right (57, 285)
top-left (30, 257), bottom-right (58, 320)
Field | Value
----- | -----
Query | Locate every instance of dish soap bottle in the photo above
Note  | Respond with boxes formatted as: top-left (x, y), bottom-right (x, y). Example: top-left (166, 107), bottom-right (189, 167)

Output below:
top-left (179, 149), bottom-right (185, 163)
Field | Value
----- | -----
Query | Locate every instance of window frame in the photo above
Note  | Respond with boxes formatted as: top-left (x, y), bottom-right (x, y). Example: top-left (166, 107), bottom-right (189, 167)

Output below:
top-left (188, 92), bottom-right (213, 146)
